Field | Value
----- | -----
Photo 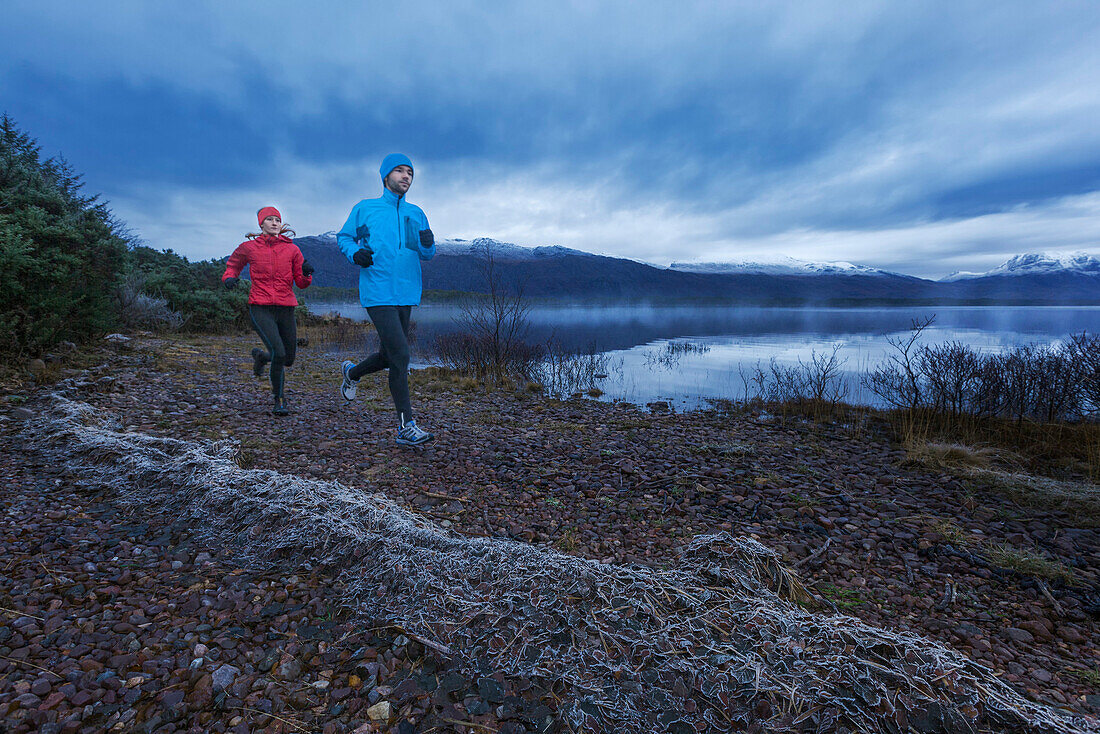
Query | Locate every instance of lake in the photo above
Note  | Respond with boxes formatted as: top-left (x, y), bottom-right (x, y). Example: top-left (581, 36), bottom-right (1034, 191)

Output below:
top-left (310, 303), bottom-right (1100, 409)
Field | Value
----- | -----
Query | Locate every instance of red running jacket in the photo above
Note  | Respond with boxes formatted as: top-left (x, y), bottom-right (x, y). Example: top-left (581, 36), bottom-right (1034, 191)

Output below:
top-left (222, 234), bottom-right (312, 306)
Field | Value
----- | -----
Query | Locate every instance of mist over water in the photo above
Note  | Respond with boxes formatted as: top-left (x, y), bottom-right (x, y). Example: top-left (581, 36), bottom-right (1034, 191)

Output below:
top-left (312, 304), bottom-right (1100, 409)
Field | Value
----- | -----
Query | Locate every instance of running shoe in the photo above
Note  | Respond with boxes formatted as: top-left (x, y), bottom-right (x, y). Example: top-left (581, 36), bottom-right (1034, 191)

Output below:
top-left (340, 360), bottom-right (358, 401)
top-left (395, 419), bottom-right (433, 446)
top-left (252, 348), bottom-right (270, 377)
top-left (273, 397), bottom-right (290, 416)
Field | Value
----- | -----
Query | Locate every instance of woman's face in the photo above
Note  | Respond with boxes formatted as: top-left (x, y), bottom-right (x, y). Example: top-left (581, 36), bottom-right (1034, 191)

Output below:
top-left (260, 215), bottom-right (282, 236)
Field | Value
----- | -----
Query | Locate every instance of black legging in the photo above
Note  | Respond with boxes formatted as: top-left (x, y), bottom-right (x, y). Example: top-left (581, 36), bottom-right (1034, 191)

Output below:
top-left (349, 305), bottom-right (413, 422)
top-left (249, 305), bottom-right (296, 400)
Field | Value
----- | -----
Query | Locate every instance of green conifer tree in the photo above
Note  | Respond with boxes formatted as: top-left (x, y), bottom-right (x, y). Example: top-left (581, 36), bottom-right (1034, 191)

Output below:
top-left (0, 114), bottom-right (129, 357)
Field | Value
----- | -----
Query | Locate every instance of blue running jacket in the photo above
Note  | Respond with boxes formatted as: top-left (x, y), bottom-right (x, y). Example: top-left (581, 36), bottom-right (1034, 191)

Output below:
top-left (337, 187), bottom-right (435, 307)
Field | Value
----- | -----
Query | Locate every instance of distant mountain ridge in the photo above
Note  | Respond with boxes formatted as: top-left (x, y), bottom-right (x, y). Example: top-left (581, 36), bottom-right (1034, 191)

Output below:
top-left (670, 256), bottom-right (913, 279)
top-left (294, 233), bottom-right (1100, 304)
top-left (437, 237), bottom-right (600, 261)
top-left (940, 251), bottom-right (1100, 281)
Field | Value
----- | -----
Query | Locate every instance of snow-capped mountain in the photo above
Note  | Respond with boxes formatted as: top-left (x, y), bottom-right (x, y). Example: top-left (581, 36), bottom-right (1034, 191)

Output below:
top-left (670, 256), bottom-right (905, 278)
top-left (434, 237), bottom-right (597, 261)
top-left (940, 252), bottom-right (1100, 281)
top-left (306, 233), bottom-right (594, 261)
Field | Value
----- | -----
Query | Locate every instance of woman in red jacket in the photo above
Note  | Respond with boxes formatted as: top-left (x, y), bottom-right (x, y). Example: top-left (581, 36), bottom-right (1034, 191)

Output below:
top-left (222, 207), bottom-right (314, 415)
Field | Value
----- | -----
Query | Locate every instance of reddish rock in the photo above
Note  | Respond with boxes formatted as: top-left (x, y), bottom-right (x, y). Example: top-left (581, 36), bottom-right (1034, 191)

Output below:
top-left (38, 691), bottom-right (66, 710)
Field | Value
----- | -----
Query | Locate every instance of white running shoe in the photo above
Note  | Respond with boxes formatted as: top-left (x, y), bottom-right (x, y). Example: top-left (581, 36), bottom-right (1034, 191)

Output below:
top-left (340, 360), bottom-right (358, 401)
top-left (395, 418), bottom-right (433, 446)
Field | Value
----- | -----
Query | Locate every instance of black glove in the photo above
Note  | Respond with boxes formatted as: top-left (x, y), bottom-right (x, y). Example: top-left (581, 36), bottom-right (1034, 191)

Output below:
top-left (352, 249), bottom-right (373, 268)
top-left (355, 224), bottom-right (370, 245)
top-left (419, 228), bottom-right (434, 248)
top-left (301, 260), bottom-right (315, 277)
top-left (223, 277), bottom-right (239, 290)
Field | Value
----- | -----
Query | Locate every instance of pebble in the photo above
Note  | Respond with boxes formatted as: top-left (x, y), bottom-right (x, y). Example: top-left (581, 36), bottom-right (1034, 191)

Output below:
top-left (212, 664), bottom-right (240, 691)
top-left (367, 700), bottom-right (392, 721)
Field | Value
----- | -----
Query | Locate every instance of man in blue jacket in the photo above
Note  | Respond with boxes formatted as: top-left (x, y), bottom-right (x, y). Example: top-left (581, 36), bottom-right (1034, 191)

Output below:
top-left (337, 153), bottom-right (436, 446)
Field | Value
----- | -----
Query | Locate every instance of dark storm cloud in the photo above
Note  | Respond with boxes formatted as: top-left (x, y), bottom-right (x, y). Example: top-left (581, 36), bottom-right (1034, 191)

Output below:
top-left (2, 1), bottom-right (1098, 273)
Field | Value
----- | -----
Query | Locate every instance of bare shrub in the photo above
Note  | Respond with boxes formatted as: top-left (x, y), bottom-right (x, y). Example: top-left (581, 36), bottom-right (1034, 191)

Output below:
top-left (800, 344), bottom-right (849, 404)
top-left (862, 323), bottom-right (1100, 479)
top-left (1030, 344), bottom-right (1088, 422)
top-left (971, 357), bottom-right (1008, 417)
top-left (741, 359), bottom-right (800, 404)
top-left (533, 340), bottom-right (612, 399)
top-left (434, 331), bottom-right (543, 381)
top-left (740, 345), bottom-right (849, 418)
top-left (114, 272), bottom-right (184, 331)
top-left (996, 346), bottom-right (1034, 424)
top-left (433, 243), bottom-right (613, 393)
top-left (996, 344), bottom-right (1086, 424)
top-left (863, 316), bottom-right (933, 412)
top-left (433, 332), bottom-right (485, 375)
top-left (863, 319), bottom-right (1098, 425)
top-left (918, 341), bottom-right (987, 417)
top-left (863, 362), bottom-right (913, 411)
top-left (1067, 332), bottom-right (1100, 417)
top-left (443, 241), bottom-right (538, 383)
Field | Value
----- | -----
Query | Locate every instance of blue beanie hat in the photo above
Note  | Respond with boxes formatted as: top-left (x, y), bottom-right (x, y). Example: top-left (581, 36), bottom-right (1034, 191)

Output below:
top-left (380, 153), bottom-right (413, 181)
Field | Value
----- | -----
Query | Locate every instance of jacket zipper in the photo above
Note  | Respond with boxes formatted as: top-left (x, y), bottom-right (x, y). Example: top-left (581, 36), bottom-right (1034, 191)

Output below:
top-left (393, 197), bottom-right (400, 304)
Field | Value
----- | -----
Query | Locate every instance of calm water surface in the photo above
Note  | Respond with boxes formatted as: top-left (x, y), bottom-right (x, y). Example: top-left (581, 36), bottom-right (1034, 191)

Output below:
top-left (311, 303), bottom-right (1100, 409)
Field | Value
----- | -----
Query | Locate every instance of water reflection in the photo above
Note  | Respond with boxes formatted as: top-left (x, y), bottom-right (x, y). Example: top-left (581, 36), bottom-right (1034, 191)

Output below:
top-left (311, 303), bottom-right (1100, 409)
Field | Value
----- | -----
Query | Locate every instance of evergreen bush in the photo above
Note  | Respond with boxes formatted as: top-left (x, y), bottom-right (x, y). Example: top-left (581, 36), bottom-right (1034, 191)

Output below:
top-left (128, 245), bottom-right (250, 333)
top-left (0, 114), bottom-right (129, 357)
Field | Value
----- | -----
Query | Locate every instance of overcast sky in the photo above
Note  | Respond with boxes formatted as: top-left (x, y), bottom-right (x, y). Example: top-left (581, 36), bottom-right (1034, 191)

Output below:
top-left (4, 1), bottom-right (1099, 278)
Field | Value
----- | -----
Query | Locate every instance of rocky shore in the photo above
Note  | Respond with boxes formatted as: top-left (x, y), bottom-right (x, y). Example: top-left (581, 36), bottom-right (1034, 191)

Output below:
top-left (1, 332), bottom-right (1097, 733)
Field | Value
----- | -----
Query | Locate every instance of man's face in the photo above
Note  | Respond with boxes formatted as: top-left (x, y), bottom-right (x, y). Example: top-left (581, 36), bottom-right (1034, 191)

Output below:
top-left (385, 165), bottom-right (413, 195)
top-left (260, 215), bottom-right (282, 236)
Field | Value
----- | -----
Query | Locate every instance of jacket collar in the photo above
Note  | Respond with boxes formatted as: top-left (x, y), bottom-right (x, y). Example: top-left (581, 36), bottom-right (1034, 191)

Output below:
top-left (381, 187), bottom-right (404, 206)
top-left (256, 234), bottom-right (292, 246)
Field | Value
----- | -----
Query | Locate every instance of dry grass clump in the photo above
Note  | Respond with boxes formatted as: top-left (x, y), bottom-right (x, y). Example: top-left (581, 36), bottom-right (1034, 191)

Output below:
top-left (927, 518), bottom-right (1077, 583)
top-left (900, 415), bottom-right (1100, 526)
top-left (897, 409), bottom-right (1100, 481)
top-left (299, 311), bottom-right (370, 349)
top-left (983, 543), bottom-right (1076, 585)
top-left (556, 527), bottom-right (579, 552)
top-left (904, 440), bottom-right (996, 470)
top-left (929, 517), bottom-right (972, 546)
top-left (970, 471), bottom-right (1100, 528)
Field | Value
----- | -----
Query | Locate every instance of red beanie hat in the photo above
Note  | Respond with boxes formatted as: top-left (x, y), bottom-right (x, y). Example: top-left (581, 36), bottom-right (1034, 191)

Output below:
top-left (257, 206), bottom-right (281, 227)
